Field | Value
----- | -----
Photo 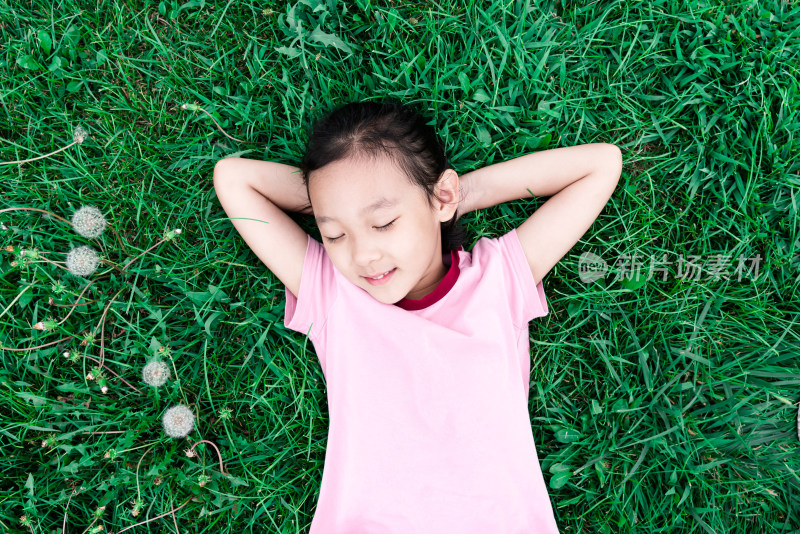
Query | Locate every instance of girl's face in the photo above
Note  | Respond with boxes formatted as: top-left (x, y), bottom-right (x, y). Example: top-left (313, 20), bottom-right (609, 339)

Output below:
top-left (309, 154), bottom-right (459, 304)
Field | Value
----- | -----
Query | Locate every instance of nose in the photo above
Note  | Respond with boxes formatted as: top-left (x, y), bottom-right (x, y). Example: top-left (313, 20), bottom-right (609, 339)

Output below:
top-left (351, 233), bottom-right (382, 268)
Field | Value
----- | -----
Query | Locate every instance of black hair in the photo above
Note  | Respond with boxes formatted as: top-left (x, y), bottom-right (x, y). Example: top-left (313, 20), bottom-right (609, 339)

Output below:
top-left (298, 99), bottom-right (467, 254)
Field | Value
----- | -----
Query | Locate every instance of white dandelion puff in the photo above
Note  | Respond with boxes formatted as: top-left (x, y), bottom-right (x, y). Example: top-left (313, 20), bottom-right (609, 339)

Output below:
top-left (73, 125), bottom-right (88, 144)
top-left (71, 205), bottom-right (107, 238)
top-left (66, 245), bottom-right (100, 277)
top-left (142, 361), bottom-right (170, 387)
top-left (163, 404), bottom-right (195, 438)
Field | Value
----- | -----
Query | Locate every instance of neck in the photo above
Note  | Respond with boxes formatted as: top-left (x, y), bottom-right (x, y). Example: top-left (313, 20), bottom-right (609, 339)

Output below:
top-left (404, 250), bottom-right (449, 300)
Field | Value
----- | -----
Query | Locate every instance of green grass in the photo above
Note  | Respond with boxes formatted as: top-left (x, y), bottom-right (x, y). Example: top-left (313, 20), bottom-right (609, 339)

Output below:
top-left (1, 0), bottom-right (799, 532)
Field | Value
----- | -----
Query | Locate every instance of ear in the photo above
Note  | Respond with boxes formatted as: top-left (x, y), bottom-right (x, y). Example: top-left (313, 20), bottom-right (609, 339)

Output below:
top-left (433, 169), bottom-right (460, 222)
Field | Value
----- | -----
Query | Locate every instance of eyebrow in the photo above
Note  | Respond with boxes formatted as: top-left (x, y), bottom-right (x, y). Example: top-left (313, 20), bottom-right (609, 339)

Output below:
top-left (315, 197), bottom-right (398, 225)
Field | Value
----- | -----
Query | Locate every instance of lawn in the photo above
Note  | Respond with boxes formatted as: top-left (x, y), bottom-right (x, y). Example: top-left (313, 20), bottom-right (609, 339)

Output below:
top-left (1, 0), bottom-right (799, 532)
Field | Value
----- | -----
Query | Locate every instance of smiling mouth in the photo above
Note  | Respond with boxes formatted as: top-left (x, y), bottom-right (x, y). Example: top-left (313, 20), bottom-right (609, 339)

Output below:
top-left (366, 270), bottom-right (393, 279)
top-left (363, 268), bottom-right (396, 285)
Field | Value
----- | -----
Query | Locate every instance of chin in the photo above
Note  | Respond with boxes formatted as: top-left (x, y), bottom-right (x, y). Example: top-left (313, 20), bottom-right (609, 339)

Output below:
top-left (368, 290), bottom-right (399, 305)
top-left (360, 284), bottom-right (402, 305)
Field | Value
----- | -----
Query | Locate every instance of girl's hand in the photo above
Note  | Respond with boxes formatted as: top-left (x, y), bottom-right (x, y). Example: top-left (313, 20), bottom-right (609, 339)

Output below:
top-left (458, 143), bottom-right (623, 284)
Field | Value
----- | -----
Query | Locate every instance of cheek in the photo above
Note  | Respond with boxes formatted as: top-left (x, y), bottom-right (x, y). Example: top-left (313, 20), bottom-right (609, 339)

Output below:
top-left (396, 225), bottom-right (432, 258)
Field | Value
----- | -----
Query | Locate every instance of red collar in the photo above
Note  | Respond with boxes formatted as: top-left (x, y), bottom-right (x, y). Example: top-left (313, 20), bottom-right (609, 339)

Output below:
top-left (395, 247), bottom-right (462, 311)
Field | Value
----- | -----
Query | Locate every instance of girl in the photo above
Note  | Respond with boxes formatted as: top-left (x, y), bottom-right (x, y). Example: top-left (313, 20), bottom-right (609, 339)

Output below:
top-left (213, 100), bottom-right (622, 533)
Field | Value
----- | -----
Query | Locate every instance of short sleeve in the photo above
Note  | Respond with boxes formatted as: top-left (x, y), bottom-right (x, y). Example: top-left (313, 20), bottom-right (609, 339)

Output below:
top-left (283, 234), bottom-right (338, 341)
top-left (495, 228), bottom-right (549, 327)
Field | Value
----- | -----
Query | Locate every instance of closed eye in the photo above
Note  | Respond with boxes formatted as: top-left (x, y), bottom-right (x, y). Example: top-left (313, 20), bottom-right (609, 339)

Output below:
top-left (324, 219), bottom-right (397, 243)
top-left (375, 219), bottom-right (396, 232)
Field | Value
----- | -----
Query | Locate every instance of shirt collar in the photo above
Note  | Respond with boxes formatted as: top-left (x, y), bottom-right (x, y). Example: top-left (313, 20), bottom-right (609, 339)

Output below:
top-left (394, 246), bottom-right (463, 311)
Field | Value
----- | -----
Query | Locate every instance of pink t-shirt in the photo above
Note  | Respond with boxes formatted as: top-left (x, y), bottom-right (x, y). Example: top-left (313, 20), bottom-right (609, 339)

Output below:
top-left (284, 228), bottom-right (558, 534)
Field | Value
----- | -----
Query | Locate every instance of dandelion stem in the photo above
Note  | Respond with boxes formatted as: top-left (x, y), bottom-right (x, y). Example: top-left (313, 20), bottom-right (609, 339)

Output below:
top-left (29, 254), bottom-right (74, 273)
top-left (95, 286), bottom-right (126, 368)
top-left (169, 487), bottom-right (182, 534)
top-left (0, 335), bottom-right (72, 352)
top-left (55, 280), bottom-right (100, 326)
top-left (116, 497), bottom-right (192, 534)
top-left (49, 296), bottom-right (102, 308)
top-left (15, 251), bottom-right (126, 277)
top-left (107, 225), bottom-right (133, 257)
top-left (0, 206), bottom-right (70, 224)
top-left (121, 237), bottom-right (169, 272)
top-left (188, 439), bottom-right (227, 475)
top-left (79, 514), bottom-right (99, 534)
top-left (0, 284), bottom-right (32, 322)
top-left (0, 140), bottom-right (79, 166)
top-left (181, 103), bottom-right (251, 144)
top-left (135, 445), bottom-right (156, 503)
top-left (61, 487), bottom-right (78, 534)
top-left (83, 353), bottom-right (142, 394)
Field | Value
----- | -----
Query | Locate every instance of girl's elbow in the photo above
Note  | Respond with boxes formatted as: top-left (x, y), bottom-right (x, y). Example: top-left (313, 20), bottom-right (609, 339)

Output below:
top-left (606, 144), bottom-right (623, 177)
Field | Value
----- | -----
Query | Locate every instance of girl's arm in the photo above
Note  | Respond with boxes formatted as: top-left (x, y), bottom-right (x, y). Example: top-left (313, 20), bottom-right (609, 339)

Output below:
top-left (458, 142), bottom-right (622, 284)
top-left (213, 157), bottom-right (312, 298)
top-left (218, 157), bottom-right (313, 214)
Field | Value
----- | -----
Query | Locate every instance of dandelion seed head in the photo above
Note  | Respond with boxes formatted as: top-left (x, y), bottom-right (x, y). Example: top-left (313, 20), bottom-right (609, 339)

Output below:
top-left (71, 205), bottom-right (107, 238)
top-left (164, 228), bottom-right (182, 241)
top-left (130, 498), bottom-right (143, 517)
top-left (142, 361), bottom-right (170, 387)
top-left (73, 125), bottom-right (88, 144)
top-left (66, 245), bottom-right (100, 277)
top-left (163, 404), bottom-right (195, 438)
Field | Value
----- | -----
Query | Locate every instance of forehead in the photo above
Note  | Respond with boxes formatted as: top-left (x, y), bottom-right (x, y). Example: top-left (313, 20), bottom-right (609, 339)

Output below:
top-left (310, 155), bottom-right (423, 223)
top-left (315, 196), bottom-right (398, 225)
